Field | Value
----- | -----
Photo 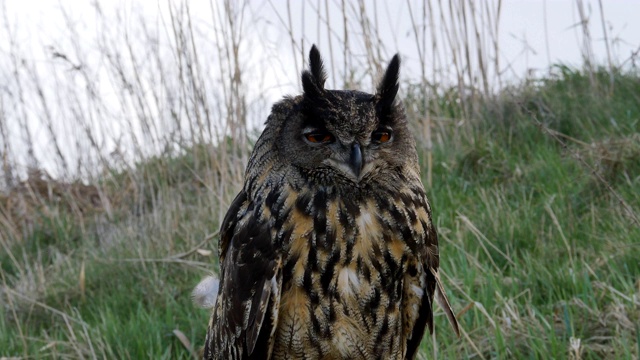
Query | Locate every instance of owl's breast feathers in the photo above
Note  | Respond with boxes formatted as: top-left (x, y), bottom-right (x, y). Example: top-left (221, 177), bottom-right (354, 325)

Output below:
top-left (204, 168), bottom-right (458, 360)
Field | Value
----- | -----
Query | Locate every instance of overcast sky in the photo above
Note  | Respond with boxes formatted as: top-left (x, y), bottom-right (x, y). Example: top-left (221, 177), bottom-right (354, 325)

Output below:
top-left (2, 0), bottom-right (639, 179)
top-left (5, 0), bottom-right (640, 88)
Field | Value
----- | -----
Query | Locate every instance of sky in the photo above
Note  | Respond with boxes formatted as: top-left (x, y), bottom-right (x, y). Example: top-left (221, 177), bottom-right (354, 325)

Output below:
top-left (1, 0), bottom-right (639, 180)
top-left (5, 0), bottom-right (640, 89)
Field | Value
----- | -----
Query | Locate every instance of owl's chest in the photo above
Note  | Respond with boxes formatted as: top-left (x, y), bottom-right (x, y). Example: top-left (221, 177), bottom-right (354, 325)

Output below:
top-left (271, 196), bottom-right (423, 359)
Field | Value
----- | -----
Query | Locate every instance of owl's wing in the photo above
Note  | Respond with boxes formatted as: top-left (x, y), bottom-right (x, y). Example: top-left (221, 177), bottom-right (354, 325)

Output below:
top-left (205, 191), bottom-right (282, 359)
top-left (405, 210), bottom-right (459, 359)
top-left (217, 191), bottom-right (247, 264)
top-left (430, 266), bottom-right (460, 337)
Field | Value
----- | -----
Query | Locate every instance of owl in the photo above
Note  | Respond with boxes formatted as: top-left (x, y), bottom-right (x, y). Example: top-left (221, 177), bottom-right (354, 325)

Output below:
top-left (195, 45), bottom-right (459, 360)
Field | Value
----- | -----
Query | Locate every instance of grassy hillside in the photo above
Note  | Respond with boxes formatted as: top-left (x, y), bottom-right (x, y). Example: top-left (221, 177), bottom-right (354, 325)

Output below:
top-left (1, 67), bottom-right (639, 359)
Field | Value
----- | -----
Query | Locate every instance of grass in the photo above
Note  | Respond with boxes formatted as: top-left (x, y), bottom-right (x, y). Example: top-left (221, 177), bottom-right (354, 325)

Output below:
top-left (1, 66), bottom-right (639, 359)
top-left (425, 66), bottom-right (640, 359)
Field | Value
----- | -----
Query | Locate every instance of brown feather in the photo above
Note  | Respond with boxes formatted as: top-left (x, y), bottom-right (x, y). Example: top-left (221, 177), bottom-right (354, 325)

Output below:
top-left (199, 45), bottom-right (459, 360)
top-left (430, 267), bottom-right (461, 337)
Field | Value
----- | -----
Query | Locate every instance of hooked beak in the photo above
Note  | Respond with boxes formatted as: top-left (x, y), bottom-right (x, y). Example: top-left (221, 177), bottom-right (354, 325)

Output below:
top-left (349, 143), bottom-right (363, 178)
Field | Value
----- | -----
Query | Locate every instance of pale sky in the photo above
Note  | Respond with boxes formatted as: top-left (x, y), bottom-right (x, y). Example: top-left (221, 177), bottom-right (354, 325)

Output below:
top-left (1, 0), bottom-right (639, 179)
top-left (5, 0), bottom-right (640, 89)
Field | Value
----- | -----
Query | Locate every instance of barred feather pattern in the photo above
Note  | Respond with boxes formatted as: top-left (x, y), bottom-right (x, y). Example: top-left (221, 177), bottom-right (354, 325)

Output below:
top-left (202, 48), bottom-right (458, 360)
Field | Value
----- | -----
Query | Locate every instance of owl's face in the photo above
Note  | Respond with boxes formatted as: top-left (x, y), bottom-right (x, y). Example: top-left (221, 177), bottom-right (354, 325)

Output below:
top-left (277, 47), bottom-right (418, 186)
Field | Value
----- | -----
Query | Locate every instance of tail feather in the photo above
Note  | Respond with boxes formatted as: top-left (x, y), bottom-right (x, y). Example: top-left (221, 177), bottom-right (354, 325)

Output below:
top-left (430, 268), bottom-right (460, 337)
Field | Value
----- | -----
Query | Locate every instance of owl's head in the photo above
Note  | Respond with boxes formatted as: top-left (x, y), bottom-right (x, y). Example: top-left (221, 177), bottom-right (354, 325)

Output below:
top-left (270, 45), bottom-right (418, 187)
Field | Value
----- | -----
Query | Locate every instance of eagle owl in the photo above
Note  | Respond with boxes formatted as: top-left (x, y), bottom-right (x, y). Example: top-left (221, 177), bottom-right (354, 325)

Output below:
top-left (196, 46), bottom-right (459, 359)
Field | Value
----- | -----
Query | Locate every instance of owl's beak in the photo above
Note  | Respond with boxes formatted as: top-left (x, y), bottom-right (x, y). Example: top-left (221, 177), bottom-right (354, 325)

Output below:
top-left (349, 143), bottom-right (363, 178)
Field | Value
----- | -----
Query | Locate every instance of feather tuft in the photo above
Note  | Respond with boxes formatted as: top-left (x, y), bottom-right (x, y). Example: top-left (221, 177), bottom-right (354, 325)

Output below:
top-left (376, 54), bottom-right (401, 112)
top-left (192, 275), bottom-right (220, 309)
top-left (302, 45), bottom-right (327, 99)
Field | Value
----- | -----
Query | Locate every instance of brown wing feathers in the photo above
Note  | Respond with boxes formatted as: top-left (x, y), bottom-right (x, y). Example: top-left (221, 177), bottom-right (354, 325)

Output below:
top-left (204, 205), bottom-right (281, 359)
top-left (431, 267), bottom-right (461, 337)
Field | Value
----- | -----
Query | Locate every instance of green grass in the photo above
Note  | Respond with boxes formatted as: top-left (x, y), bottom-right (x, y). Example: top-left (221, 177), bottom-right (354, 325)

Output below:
top-left (424, 66), bottom-right (640, 359)
top-left (1, 67), bottom-right (639, 359)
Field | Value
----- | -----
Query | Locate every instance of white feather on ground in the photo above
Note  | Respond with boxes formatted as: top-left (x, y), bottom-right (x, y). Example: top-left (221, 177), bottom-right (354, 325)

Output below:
top-left (192, 275), bottom-right (220, 309)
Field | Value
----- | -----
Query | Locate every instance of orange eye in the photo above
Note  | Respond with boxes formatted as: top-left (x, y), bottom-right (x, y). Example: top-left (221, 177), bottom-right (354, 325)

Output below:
top-left (372, 130), bottom-right (392, 143)
top-left (304, 132), bottom-right (334, 144)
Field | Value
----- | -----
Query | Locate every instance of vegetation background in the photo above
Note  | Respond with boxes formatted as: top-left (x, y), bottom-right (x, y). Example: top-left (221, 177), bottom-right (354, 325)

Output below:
top-left (1, 0), bottom-right (639, 359)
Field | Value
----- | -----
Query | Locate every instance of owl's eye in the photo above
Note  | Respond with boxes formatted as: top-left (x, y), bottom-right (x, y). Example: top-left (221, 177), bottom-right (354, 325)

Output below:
top-left (371, 129), bottom-right (393, 144)
top-left (304, 131), bottom-right (334, 144)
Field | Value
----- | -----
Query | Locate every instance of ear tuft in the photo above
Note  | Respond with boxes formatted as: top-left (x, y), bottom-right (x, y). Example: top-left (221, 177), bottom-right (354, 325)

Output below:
top-left (376, 54), bottom-right (400, 110)
top-left (309, 45), bottom-right (327, 88)
top-left (302, 45), bottom-right (327, 98)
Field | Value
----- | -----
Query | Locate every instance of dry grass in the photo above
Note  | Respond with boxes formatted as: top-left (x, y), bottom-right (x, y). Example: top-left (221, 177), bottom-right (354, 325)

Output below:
top-left (1, 1), bottom-right (639, 359)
